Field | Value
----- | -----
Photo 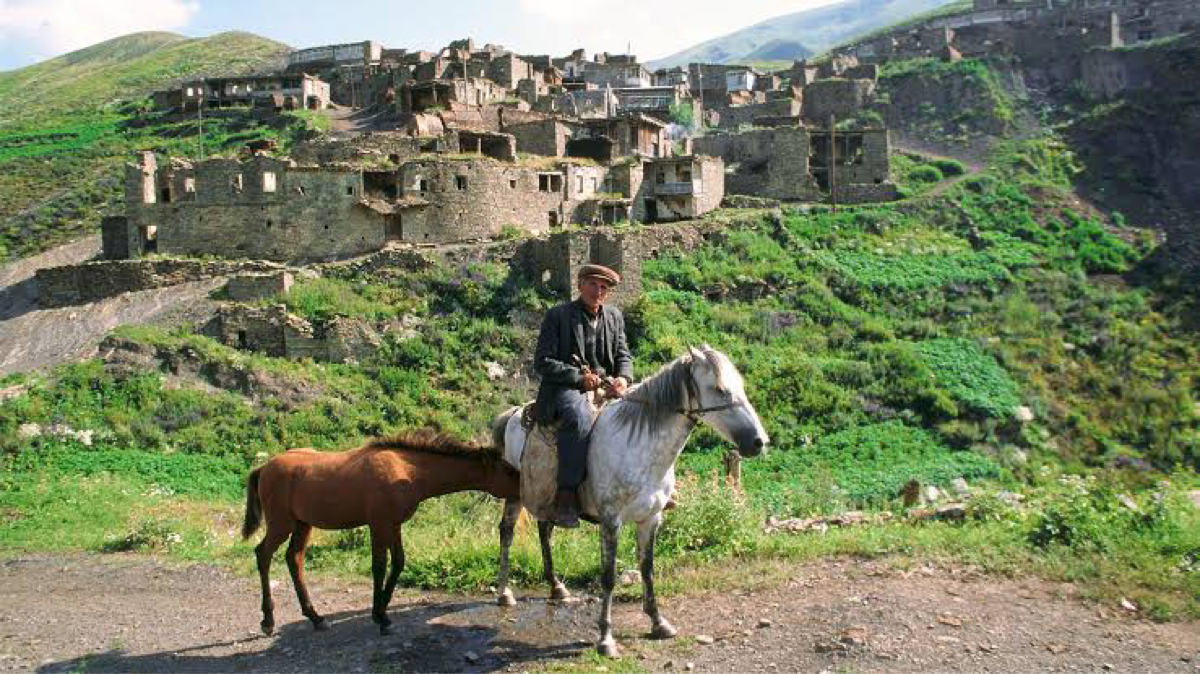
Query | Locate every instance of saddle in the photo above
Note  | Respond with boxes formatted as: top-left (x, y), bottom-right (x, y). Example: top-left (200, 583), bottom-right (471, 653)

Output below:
top-left (516, 392), bottom-right (611, 522)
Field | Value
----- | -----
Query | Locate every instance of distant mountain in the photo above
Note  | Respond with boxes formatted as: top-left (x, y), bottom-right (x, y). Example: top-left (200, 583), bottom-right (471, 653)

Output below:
top-left (743, 39), bottom-right (814, 62)
top-left (647, 0), bottom-right (960, 69)
top-left (0, 31), bottom-right (291, 127)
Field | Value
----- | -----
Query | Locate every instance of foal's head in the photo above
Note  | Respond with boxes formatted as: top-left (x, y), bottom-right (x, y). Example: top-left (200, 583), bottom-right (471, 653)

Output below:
top-left (683, 345), bottom-right (770, 457)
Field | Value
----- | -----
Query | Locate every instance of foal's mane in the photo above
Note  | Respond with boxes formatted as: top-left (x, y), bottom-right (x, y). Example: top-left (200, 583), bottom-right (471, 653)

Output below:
top-left (366, 429), bottom-right (501, 461)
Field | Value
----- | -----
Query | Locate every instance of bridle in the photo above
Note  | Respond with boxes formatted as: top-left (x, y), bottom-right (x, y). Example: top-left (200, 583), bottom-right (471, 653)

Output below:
top-left (676, 365), bottom-right (746, 422)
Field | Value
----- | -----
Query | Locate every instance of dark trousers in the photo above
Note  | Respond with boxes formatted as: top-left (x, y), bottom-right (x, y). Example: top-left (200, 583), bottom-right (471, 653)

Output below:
top-left (553, 389), bottom-right (593, 489)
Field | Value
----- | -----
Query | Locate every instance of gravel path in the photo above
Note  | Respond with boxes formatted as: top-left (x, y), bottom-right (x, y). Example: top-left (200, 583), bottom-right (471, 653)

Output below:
top-left (0, 553), bottom-right (1195, 673)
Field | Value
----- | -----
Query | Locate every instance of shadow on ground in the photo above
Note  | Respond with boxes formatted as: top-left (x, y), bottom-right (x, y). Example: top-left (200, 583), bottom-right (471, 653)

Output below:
top-left (39, 597), bottom-right (596, 674)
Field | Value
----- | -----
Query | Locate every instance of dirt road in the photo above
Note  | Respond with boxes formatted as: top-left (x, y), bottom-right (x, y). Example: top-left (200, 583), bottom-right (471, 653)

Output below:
top-left (0, 553), bottom-right (1195, 673)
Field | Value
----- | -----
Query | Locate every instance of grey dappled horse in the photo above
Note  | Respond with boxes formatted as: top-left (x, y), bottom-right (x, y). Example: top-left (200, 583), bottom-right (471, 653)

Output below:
top-left (492, 345), bottom-right (769, 657)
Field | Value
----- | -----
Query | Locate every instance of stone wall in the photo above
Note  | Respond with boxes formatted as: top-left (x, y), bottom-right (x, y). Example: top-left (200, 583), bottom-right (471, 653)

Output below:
top-left (512, 223), bottom-right (716, 306)
top-left (695, 127), bottom-right (893, 203)
top-left (396, 158), bottom-right (566, 242)
top-left (506, 119), bottom-right (571, 157)
top-left (125, 155), bottom-right (391, 263)
top-left (37, 259), bottom-right (284, 308)
top-left (802, 78), bottom-right (876, 123)
top-left (696, 128), bottom-right (813, 200)
top-left (225, 272), bottom-right (293, 302)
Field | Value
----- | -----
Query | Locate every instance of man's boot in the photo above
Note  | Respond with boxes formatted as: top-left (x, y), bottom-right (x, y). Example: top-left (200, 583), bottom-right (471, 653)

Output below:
top-left (552, 488), bottom-right (581, 528)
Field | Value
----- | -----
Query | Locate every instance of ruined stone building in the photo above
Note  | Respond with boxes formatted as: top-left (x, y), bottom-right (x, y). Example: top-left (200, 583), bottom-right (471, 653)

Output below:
top-left (838, 0), bottom-right (1196, 67)
top-left (695, 126), bottom-right (896, 203)
top-left (154, 74), bottom-right (331, 112)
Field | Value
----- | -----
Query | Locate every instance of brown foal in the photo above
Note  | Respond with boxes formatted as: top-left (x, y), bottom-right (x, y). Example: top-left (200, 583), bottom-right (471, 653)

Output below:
top-left (241, 430), bottom-right (520, 635)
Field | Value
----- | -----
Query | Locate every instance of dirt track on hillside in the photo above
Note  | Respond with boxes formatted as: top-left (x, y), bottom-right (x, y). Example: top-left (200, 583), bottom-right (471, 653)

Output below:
top-left (0, 553), bottom-right (1194, 673)
top-left (0, 236), bottom-right (226, 377)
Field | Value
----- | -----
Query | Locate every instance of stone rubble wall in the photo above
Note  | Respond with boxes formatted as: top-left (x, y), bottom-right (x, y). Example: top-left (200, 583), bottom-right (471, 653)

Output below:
top-left (36, 259), bottom-right (286, 309)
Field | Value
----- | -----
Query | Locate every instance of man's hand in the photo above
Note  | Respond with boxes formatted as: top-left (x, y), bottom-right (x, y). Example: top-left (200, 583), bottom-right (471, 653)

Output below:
top-left (604, 376), bottom-right (628, 399)
top-left (582, 372), bottom-right (602, 391)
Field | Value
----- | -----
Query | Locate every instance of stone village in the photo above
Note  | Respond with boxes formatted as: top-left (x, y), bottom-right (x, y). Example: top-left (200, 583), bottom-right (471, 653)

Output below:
top-left (34, 0), bottom-right (1197, 363)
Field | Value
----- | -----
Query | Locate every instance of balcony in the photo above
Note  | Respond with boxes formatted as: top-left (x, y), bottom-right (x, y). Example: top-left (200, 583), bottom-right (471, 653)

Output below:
top-left (654, 181), bottom-right (696, 196)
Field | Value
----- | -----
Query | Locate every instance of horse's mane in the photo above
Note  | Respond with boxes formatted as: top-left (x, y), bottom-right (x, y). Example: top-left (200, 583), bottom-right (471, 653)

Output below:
top-left (609, 353), bottom-right (692, 433)
top-left (365, 429), bottom-right (501, 461)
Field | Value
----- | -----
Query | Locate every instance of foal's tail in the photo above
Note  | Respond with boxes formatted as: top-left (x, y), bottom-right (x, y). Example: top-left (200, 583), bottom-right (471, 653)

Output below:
top-left (241, 467), bottom-right (263, 540)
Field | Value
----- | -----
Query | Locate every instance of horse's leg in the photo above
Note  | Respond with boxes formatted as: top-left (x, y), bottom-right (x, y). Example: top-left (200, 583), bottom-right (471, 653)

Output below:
top-left (379, 526), bottom-right (405, 626)
top-left (637, 515), bottom-right (676, 639)
top-left (496, 498), bottom-right (521, 606)
top-left (538, 520), bottom-right (570, 601)
top-left (284, 522), bottom-right (327, 631)
top-left (596, 521), bottom-right (620, 657)
top-left (254, 521), bottom-right (291, 635)
top-left (368, 524), bottom-right (396, 635)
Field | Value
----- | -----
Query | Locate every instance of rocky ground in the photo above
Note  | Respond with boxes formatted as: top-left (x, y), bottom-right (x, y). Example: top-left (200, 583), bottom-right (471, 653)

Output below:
top-left (0, 553), bottom-right (1195, 673)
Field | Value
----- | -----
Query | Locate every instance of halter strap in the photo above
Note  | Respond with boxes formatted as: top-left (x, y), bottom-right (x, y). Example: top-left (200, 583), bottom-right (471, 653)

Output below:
top-left (676, 365), bottom-right (745, 421)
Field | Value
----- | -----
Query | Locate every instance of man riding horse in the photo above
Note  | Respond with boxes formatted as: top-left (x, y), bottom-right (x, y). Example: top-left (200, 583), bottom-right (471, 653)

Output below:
top-left (533, 263), bottom-right (631, 528)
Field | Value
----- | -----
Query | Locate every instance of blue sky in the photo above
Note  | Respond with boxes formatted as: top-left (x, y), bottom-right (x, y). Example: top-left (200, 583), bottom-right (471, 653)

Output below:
top-left (0, 0), bottom-right (836, 71)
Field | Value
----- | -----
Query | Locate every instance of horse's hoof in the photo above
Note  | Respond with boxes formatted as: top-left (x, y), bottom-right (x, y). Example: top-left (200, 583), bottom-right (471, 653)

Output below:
top-left (497, 589), bottom-right (517, 607)
top-left (650, 620), bottom-right (678, 640)
top-left (260, 621), bottom-right (274, 636)
top-left (379, 624), bottom-right (393, 636)
top-left (597, 639), bottom-right (620, 658)
top-left (550, 584), bottom-right (571, 601)
top-left (312, 618), bottom-right (329, 631)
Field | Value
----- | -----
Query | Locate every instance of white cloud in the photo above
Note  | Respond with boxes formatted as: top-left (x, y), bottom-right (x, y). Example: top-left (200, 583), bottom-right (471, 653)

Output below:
top-left (0, 0), bottom-right (199, 63)
top-left (516, 0), bottom-right (836, 59)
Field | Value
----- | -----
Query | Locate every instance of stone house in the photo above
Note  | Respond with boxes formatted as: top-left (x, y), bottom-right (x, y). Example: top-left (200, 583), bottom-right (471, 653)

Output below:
top-left (694, 126), bottom-right (897, 203)
top-left (634, 156), bottom-right (726, 223)
top-left (165, 74), bottom-right (330, 112)
top-left (118, 152), bottom-right (389, 262)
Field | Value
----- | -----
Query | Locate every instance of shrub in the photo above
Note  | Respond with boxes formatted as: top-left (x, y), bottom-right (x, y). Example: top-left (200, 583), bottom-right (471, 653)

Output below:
top-left (931, 158), bottom-right (966, 177)
top-left (908, 165), bottom-right (944, 183)
top-left (917, 338), bottom-right (1022, 419)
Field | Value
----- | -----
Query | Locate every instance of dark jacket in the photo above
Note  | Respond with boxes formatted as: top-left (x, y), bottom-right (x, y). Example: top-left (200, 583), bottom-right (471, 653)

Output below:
top-left (533, 300), bottom-right (634, 423)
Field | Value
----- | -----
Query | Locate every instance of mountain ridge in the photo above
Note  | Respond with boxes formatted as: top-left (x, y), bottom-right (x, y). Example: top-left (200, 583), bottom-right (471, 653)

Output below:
top-left (647, 0), bottom-right (959, 68)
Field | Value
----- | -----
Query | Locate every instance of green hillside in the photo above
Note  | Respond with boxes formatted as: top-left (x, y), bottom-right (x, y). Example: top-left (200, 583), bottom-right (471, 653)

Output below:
top-left (0, 31), bottom-right (303, 261)
top-left (647, 0), bottom-right (960, 68)
top-left (0, 31), bottom-right (290, 127)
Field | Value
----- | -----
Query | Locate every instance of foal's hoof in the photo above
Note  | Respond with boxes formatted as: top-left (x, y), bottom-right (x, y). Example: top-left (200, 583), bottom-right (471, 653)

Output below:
top-left (550, 583), bottom-right (571, 602)
top-left (650, 620), bottom-right (678, 640)
top-left (497, 589), bottom-right (517, 607)
top-left (597, 639), bottom-right (620, 658)
top-left (312, 618), bottom-right (330, 631)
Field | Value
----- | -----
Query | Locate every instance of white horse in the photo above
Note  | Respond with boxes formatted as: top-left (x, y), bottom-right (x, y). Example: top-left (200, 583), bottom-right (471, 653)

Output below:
top-left (491, 345), bottom-right (769, 657)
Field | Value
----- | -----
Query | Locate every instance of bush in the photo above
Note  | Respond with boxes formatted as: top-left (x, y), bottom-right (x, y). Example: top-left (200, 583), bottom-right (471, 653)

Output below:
top-left (908, 165), bottom-right (944, 183)
top-left (931, 158), bottom-right (966, 177)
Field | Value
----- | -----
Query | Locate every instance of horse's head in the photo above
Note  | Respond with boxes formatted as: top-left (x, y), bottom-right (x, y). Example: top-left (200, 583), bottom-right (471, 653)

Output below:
top-left (683, 345), bottom-right (769, 457)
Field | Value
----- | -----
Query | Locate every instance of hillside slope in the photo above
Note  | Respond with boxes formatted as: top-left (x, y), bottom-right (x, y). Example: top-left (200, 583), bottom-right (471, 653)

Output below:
top-left (0, 31), bottom-right (314, 262)
top-left (647, 0), bottom-right (958, 68)
top-left (0, 31), bottom-right (290, 128)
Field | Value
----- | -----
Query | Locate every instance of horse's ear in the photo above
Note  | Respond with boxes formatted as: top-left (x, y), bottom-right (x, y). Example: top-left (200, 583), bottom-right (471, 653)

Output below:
top-left (687, 346), bottom-right (703, 363)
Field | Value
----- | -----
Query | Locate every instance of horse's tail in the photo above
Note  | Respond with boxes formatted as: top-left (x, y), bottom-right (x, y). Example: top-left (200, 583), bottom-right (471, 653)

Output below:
top-left (241, 467), bottom-right (263, 540)
top-left (491, 406), bottom-right (519, 453)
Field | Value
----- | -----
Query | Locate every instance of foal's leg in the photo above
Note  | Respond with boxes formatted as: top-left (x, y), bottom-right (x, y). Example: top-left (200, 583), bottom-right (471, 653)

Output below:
top-left (496, 499), bottom-right (521, 606)
top-left (637, 515), bottom-right (676, 639)
top-left (538, 520), bottom-right (571, 601)
top-left (254, 521), bottom-right (292, 635)
top-left (596, 521), bottom-right (621, 657)
top-left (379, 526), bottom-right (405, 623)
top-left (285, 522), bottom-right (327, 631)
top-left (368, 523), bottom-right (398, 635)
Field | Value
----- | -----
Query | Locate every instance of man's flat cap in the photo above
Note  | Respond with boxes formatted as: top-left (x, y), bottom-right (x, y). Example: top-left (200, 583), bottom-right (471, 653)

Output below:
top-left (577, 263), bottom-right (621, 286)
